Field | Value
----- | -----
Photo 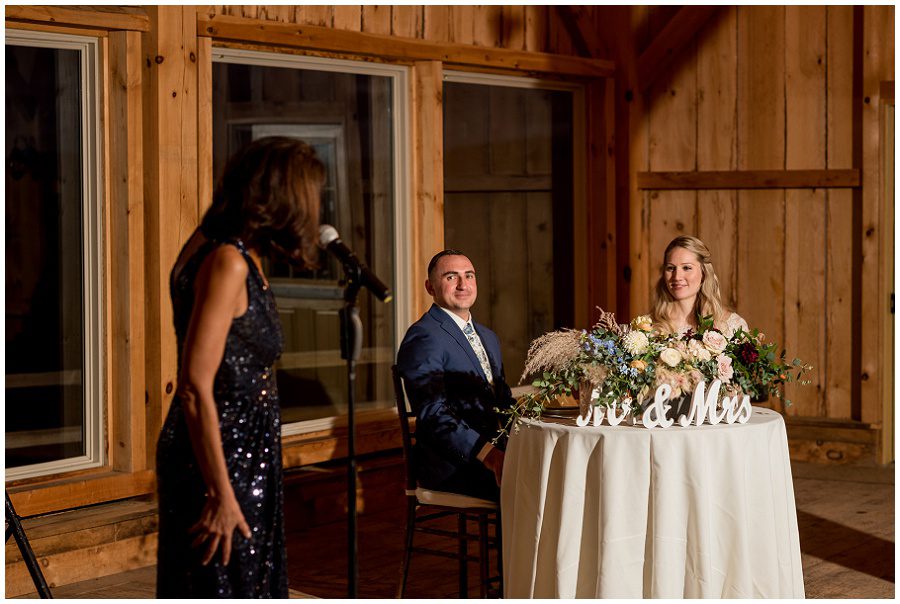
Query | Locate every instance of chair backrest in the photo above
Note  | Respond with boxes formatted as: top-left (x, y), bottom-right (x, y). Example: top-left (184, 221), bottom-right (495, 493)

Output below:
top-left (391, 364), bottom-right (417, 491)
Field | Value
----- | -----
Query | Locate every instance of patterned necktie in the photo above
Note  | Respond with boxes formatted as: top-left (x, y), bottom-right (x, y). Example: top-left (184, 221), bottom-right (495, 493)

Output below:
top-left (463, 323), bottom-right (494, 385)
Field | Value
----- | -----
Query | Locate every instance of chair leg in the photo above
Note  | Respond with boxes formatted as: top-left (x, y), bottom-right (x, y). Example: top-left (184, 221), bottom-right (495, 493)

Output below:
top-left (397, 498), bottom-right (417, 598)
top-left (478, 513), bottom-right (489, 598)
top-left (458, 513), bottom-right (468, 598)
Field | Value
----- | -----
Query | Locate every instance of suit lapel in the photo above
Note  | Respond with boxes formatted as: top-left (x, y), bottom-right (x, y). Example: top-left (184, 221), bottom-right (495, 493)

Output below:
top-left (429, 305), bottom-right (488, 381)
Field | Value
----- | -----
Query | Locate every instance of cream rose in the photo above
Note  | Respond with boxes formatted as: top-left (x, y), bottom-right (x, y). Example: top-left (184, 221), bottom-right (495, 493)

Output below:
top-left (716, 354), bottom-right (734, 382)
top-left (688, 339), bottom-right (712, 362)
top-left (631, 315), bottom-right (653, 332)
top-left (623, 330), bottom-right (650, 355)
top-left (702, 330), bottom-right (728, 355)
top-left (659, 348), bottom-right (682, 368)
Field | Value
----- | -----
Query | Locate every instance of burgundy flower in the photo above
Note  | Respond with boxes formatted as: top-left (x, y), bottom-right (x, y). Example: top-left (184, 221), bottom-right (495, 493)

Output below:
top-left (738, 342), bottom-right (759, 365)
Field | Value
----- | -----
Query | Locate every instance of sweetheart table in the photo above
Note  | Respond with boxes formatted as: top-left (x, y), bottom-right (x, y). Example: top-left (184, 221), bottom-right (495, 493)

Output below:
top-left (500, 407), bottom-right (805, 598)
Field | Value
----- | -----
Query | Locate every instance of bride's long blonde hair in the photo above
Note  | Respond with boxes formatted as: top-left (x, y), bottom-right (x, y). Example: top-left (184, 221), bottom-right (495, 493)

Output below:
top-left (651, 236), bottom-right (729, 334)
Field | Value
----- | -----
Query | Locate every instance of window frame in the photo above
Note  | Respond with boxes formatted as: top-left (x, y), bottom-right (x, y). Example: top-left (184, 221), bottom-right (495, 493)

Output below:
top-left (5, 29), bottom-right (106, 481)
top-left (209, 46), bottom-right (412, 437)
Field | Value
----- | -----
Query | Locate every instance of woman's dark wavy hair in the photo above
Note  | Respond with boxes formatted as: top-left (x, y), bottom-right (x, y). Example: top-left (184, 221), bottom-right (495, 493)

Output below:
top-left (201, 136), bottom-right (325, 268)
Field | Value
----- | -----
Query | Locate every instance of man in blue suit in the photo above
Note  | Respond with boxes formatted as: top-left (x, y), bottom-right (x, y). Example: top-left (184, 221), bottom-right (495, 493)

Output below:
top-left (397, 250), bottom-right (515, 501)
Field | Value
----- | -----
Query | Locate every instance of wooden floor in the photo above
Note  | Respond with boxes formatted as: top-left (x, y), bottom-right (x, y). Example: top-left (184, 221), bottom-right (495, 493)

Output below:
top-left (14, 459), bottom-right (894, 599)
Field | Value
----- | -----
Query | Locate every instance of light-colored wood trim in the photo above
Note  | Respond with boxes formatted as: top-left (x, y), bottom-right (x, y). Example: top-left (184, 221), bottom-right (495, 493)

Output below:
top-left (879, 99), bottom-right (894, 463)
top-left (4, 19), bottom-right (109, 37)
top-left (636, 169), bottom-right (860, 190)
top-left (108, 29), bottom-right (147, 472)
top-left (637, 6), bottom-right (719, 93)
top-left (5, 5), bottom-right (150, 32)
top-left (198, 36), bottom-right (214, 213)
top-left (859, 5), bottom-right (892, 426)
top-left (142, 7), bottom-right (202, 468)
top-left (7, 471), bottom-right (156, 518)
top-left (196, 13), bottom-right (614, 78)
top-left (410, 60), bottom-right (444, 320)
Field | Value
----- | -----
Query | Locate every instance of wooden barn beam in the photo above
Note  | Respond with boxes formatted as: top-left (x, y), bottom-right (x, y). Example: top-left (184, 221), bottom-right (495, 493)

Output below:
top-left (636, 6), bottom-right (718, 92)
top-left (197, 13), bottom-right (614, 78)
top-left (5, 5), bottom-right (150, 31)
top-left (554, 6), bottom-right (611, 59)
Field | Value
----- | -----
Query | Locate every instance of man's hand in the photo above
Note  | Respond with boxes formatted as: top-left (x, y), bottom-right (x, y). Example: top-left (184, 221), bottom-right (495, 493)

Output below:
top-left (482, 447), bottom-right (505, 486)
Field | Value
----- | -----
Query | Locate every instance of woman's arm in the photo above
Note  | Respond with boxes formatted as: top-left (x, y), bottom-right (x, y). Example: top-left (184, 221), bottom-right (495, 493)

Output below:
top-left (177, 244), bottom-right (252, 566)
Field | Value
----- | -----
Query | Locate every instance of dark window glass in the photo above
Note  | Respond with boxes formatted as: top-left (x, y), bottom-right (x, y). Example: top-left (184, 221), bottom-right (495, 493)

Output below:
top-left (6, 45), bottom-right (85, 467)
top-left (443, 82), bottom-right (575, 383)
top-left (213, 60), bottom-right (396, 423)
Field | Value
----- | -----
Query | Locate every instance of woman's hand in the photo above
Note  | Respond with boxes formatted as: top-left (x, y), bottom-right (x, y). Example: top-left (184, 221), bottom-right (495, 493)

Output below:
top-left (189, 493), bottom-right (252, 566)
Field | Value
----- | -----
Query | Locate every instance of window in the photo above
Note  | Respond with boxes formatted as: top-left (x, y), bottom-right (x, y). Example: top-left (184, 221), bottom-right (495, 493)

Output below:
top-left (442, 72), bottom-right (583, 382)
top-left (211, 49), bottom-right (409, 430)
top-left (6, 30), bottom-right (104, 479)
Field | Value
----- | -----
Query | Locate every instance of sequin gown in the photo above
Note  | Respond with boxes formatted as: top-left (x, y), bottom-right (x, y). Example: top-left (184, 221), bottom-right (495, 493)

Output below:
top-left (156, 238), bottom-right (288, 598)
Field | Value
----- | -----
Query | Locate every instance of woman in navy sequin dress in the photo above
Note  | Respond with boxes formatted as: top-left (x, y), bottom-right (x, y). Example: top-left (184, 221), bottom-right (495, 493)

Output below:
top-left (156, 137), bottom-right (324, 597)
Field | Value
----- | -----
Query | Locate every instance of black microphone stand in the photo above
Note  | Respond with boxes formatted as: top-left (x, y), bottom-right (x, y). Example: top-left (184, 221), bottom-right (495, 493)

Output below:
top-left (339, 263), bottom-right (364, 599)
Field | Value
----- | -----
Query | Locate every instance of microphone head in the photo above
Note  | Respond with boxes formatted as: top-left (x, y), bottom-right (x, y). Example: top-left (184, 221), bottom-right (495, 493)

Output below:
top-left (318, 224), bottom-right (340, 248)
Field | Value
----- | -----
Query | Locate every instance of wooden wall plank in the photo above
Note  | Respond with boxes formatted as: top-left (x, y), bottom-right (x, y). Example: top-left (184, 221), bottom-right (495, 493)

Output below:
top-left (488, 86), bottom-right (525, 175)
top-left (108, 30), bottom-right (146, 472)
top-left (449, 5), bottom-right (474, 45)
top-left (524, 5), bottom-right (548, 53)
top-left (361, 5), bottom-right (391, 36)
top-left (736, 6), bottom-right (786, 367)
top-left (859, 5), bottom-right (894, 425)
top-left (256, 5), bottom-right (292, 23)
top-left (548, 7), bottom-right (574, 56)
top-left (783, 6), bottom-right (827, 417)
top-left (636, 169), bottom-right (860, 189)
top-left (443, 193), bottom-right (493, 328)
top-left (411, 61), bottom-right (444, 319)
top-left (646, 32), bottom-right (697, 298)
top-left (695, 8), bottom-right (737, 172)
top-left (294, 6), bottom-right (332, 28)
top-left (332, 6), bottom-right (361, 32)
top-left (824, 0), bottom-right (854, 419)
top-left (391, 5), bottom-right (422, 39)
top-left (423, 5), bottom-right (449, 42)
top-left (143, 6), bottom-right (200, 464)
top-left (473, 6), bottom-right (502, 48)
top-left (501, 5), bottom-right (525, 51)
top-left (622, 6), bottom-right (651, 318)
top-left (696, 8), bottom-right (738, 311)
top-left (525, 190), bottom-right (555, 368)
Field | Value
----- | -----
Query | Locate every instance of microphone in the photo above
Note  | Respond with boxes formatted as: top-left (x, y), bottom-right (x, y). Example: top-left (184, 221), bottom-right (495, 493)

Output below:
top-left (319, 224), bottom-right (392, 303)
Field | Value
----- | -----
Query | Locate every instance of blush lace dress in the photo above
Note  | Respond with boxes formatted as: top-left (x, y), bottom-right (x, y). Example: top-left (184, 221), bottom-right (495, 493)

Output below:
top-left (156, 238), bottom-right (288, 598)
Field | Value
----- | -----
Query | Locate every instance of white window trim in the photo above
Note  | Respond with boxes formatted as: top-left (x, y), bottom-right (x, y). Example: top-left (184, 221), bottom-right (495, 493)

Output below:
top-left (210, 48), bottom-right (411, 437)
top-left (5, 30), bottom-right (105, 481)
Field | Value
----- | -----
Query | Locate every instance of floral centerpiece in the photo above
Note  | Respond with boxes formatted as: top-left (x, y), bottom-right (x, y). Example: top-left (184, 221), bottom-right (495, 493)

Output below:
top-left (497, 309), bottom-right (811, 437)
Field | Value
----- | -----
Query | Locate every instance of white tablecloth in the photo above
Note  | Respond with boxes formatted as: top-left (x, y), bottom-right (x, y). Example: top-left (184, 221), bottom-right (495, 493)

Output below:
top-left (501, 407), bottom-right (804, 598)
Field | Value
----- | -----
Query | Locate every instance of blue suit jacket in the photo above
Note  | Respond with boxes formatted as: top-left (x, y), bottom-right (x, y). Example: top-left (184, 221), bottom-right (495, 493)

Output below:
top-left (397, 304), bottom-right (514, 486)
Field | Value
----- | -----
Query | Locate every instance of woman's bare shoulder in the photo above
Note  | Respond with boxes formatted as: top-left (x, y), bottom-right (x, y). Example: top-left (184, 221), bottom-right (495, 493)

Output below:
top-left (197, 243), bottom-right (249, 288)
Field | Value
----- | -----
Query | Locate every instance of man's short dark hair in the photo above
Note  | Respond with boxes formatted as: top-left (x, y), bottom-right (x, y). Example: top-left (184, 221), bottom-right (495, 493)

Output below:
top-left (427, 249), bottom-right (467, 278)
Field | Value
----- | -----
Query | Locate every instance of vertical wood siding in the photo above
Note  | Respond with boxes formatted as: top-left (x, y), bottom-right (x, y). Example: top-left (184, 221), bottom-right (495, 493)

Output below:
top-left (635, 5), bottom-right (893, 425)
